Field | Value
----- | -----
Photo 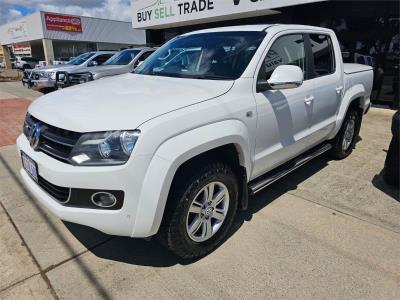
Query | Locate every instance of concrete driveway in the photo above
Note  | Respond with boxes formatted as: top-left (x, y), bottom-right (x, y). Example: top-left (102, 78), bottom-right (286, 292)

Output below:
top-left (0, 82), bottom-right (399, 299)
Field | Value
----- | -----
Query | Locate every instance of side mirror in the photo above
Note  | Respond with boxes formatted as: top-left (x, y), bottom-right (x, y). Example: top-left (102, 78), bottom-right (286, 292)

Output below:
top-left (268, 65), bottom-right (303, 90)
top-left (88, 60), bottom-right (98, 67)
top-left (257, 65), bottom-right (303, 92)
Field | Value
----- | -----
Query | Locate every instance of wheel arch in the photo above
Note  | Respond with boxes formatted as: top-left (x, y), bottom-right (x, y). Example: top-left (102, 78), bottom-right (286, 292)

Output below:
top-left (131, 120), bottom-right (252, 237)
top-left (328, 84), bottom-right (366, 139)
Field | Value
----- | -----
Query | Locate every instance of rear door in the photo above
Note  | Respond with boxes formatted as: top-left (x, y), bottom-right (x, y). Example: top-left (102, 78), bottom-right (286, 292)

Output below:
top-left (305, 33), bottom-right (343, 143)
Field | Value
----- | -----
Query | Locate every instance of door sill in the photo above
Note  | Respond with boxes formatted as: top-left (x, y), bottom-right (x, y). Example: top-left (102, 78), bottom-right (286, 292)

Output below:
top-left (248, 143), bottom-right (332, 194)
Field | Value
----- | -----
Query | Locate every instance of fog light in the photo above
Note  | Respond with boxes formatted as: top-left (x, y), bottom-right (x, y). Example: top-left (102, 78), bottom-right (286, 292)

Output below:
top-left (91, 192), bottom-right (117, 208)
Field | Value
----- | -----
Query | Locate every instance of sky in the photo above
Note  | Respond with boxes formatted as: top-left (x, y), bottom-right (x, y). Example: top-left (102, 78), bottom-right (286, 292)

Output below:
top-left (0, 0), bottom-right (133, 25)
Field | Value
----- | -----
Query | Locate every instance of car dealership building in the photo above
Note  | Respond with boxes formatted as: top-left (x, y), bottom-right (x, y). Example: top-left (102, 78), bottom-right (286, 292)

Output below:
top-left (0, 11), bottom-right (146, 68)
top-left (132, 0), bottom-right (399, 108)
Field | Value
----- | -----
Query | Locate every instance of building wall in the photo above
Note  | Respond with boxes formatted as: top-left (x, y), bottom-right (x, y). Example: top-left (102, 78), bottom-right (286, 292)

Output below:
top-left (41, 12), bottom-right (146, 45)
top-left (0, 11), bottom-right (146, 46)
top-left (0, 13), bottom-right (43, 45)
top-left (52, 41), bottom-right (96, 59)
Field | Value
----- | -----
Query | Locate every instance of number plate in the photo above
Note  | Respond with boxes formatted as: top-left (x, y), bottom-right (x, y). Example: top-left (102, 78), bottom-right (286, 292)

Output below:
top-left (21, 151), bottom-right (38, 182)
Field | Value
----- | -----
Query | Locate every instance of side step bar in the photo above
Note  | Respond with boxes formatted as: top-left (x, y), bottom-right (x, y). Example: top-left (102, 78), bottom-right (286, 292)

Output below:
top-left (248, 143), bottom-right (332, 194)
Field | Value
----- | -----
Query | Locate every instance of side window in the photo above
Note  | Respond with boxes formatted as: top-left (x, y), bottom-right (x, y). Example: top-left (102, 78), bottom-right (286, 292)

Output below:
top-left (139, 51), bottom-right (154, 62)
top-left (92, 54), bottom-right (113, 66)
top-left (261, 34), bottom-right (307, 80)
top-left (137, 51), bottom-right (154, 64)
top-left (309, 34), bottom-right (335, 77)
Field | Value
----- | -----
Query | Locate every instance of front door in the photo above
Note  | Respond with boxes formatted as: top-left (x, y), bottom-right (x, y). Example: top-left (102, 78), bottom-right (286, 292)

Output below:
top-left (252, 33), bottom-right (313, 179)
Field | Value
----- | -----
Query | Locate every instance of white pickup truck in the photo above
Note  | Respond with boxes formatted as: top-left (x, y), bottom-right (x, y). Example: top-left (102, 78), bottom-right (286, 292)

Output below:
top-left (18, 25), bottom-right (373, 258)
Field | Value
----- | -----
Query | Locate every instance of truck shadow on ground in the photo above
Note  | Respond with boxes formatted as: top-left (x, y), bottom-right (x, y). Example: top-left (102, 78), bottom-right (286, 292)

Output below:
top-left (66, 154), bottom-right (332, 267)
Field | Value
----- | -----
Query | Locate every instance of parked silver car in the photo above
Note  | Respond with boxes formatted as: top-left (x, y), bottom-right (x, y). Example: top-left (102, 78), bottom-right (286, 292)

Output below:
top-left (55, 48), bottom-right (156, 88)
top-left (22, 51), bottom-right (116, 93)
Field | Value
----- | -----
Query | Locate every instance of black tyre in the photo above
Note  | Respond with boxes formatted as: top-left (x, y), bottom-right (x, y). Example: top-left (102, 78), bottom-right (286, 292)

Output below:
top-left (330, 107), bottom-right (362, 159)
top-left (383, 137), bottom-right (399, 187)
top-left (159, 160), bottom-right (239, 259)
top-left (383, 112), bottom-right (399, 187)
top-left (22, 64), bottom-right (31, 71)
top-left (41, 88), bottom-right (56, 94)
top-left (391, 111), bottom-right (399, 137)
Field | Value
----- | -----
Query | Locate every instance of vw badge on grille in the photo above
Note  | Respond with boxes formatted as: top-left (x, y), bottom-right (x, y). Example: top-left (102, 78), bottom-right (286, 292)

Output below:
top-left (29, 122), bottom-right (41, 150)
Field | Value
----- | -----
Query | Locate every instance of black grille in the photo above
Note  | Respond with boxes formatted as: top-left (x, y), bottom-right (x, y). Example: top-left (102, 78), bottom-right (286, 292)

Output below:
top-left (23, 114), bottom-right (82, 164)
top-left (56, 72), bottom-right (93, 88)
top-left (69, 73), bottom-right (93, 85)
top-left (23, 70), bottom-right (31, 79)
top-left (38, 175), bottom-right (70, 203)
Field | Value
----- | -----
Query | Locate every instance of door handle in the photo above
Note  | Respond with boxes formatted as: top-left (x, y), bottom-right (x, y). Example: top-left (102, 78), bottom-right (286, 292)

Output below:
top-left (336, 86), bottom-right (343, 94)
top-left (304, 95), bottom-right (314, 104)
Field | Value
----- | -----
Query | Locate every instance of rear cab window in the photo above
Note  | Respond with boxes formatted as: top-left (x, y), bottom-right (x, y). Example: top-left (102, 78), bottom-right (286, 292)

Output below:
top-left (309, 34), bottom-right (336, 78)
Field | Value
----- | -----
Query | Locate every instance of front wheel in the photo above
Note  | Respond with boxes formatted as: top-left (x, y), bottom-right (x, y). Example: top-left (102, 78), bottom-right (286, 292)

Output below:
top-left (22, 64), bottom-right (31, 71)
top-left (330, 108), bottom-right (362, 159)
top-left (159, 161), bottom-right (239, 259)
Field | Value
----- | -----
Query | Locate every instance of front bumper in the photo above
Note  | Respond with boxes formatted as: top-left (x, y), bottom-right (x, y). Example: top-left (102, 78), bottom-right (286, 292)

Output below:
top-left (22, 78), bottom-right (55, 91)
top-left (17, 134), bottom-right (153, 237)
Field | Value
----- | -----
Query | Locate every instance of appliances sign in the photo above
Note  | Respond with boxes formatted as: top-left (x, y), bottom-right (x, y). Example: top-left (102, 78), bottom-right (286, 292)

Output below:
top-left (45, 13), bottom-right (82, 33)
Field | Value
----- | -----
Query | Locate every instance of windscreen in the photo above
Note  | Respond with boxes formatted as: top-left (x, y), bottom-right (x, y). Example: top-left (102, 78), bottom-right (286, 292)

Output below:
top-left (67, 52), bottom-right (96, 65)
top-left (105, 50), bottom-right (141, 65)
top-left (135, 31), bottom-right (266, 80)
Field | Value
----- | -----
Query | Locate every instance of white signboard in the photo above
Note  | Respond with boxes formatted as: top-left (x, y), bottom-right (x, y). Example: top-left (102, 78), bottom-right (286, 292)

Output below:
top-left (132, 0), bottom-right (326, 29)
top-left (6, 22), bottom-right (29, 41)
top-left (0, 13), bottom-right (44, 45)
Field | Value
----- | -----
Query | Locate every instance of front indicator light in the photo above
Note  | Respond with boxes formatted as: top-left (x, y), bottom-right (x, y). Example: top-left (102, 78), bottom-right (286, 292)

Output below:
top-left (120, 131), bottom-right (140, 155)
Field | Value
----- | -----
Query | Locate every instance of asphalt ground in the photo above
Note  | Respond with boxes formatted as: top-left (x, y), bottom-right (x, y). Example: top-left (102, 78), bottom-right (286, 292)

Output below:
top-left (0, 81), bottom-right (399, 299)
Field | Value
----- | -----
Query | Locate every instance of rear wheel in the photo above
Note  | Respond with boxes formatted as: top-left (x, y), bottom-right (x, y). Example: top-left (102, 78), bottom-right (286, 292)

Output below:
top-left (159, 161), bottom-right (239, 259)
top-left (330, 107), bottom-right (362, 159)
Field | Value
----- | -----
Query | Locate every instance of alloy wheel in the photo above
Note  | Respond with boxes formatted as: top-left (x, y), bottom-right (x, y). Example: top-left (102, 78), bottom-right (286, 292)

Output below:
top-left (186, 181), bottom-right (230, 243)
top-left (342, 118), bottom-right (356, 151)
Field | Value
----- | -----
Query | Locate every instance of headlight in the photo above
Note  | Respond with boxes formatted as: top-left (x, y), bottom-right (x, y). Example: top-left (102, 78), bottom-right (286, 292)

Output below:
top-left (38, 71), bottom-right (49, 79)
top-left (49, 72), bottom-right (56, 80)
top-left (69, 130), bottom-right (140, 166)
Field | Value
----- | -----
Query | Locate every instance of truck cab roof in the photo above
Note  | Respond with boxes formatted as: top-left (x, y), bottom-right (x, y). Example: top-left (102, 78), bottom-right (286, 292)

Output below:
top-left (185, 24), bottom-right (334, 34)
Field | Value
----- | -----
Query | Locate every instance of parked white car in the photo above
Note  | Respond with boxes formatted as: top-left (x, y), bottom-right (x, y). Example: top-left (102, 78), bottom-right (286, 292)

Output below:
top-left (15, 56), bottom-right (40, 70)
top-left (18, 25), bottom-right (373, 258)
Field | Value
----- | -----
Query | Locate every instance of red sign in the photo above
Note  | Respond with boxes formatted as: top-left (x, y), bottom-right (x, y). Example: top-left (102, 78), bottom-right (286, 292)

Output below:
top-left (12, 43), bottom-right (31, 55)
top-left (44, 13), bottom-right (82, 33)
